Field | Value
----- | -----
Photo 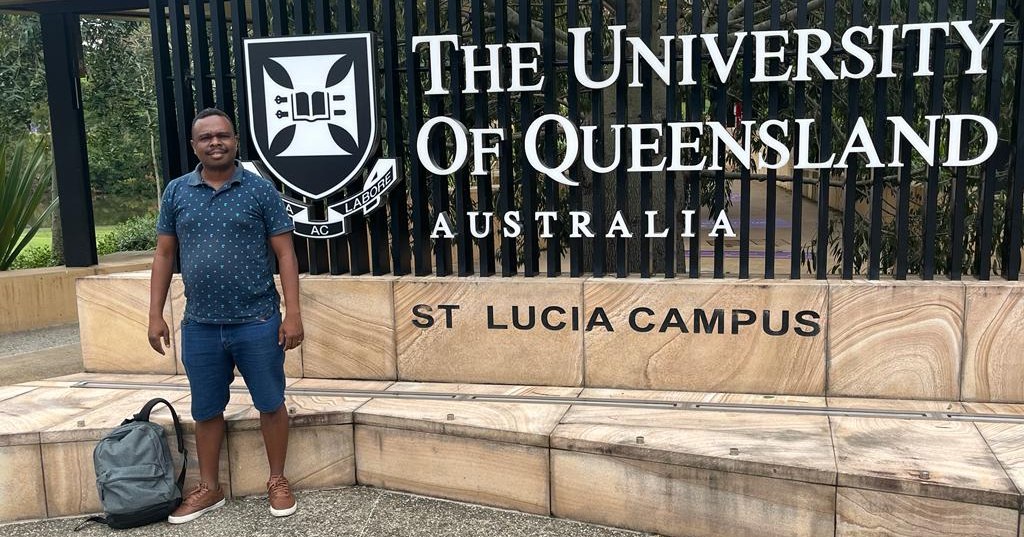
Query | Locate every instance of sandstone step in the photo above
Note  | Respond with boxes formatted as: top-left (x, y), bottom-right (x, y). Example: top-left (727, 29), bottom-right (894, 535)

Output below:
top-left (2, 373), bottom-right (1024, 537)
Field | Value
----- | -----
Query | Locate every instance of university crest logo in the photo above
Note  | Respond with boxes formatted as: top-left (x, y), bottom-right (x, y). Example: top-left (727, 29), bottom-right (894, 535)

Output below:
top-left (244, 33), bottom-right (399, 238)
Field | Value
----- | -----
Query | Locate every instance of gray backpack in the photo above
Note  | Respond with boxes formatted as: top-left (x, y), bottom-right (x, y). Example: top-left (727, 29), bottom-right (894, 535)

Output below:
top-left (75, 398), bottom-right (188, 530)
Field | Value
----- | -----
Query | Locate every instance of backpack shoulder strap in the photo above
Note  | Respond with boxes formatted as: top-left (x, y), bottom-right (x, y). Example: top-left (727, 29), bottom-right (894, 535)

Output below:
top-left (73, 515), bottom-right (106, 531)
top-left (134, 398), bottom-right (188, 490)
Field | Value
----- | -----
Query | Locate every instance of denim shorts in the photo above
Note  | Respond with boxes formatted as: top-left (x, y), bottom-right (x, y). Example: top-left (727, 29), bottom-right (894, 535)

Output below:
top-left (180, 312), bottom-right (286, 421)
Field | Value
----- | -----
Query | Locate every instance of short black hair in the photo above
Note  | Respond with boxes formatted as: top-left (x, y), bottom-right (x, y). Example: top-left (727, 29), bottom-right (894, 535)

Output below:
top-left (191, 108), bottom-right (234, 134)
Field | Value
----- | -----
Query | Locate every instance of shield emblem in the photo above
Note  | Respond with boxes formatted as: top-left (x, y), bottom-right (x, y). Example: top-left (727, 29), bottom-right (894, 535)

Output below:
top-left (244, 33), bottom-right (379, 200)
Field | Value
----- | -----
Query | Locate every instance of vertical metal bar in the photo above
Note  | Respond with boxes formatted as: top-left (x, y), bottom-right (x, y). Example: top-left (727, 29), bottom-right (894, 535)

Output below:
top-left (712, 0), bottom-right (727, 279)
top-left (278, 17), bottom-right (317, 279)
top-left (426, 0), bottom-right (452, 276)
top-left (149, 0), bottom-right (183, 183)
top-left (325, 0), bottom-right (350, 275)
top-left (638, 0), bottom-right (652, 278)
top-left (292, 223), bottom-right (311, 274)
top-left (314, 0), bottom-right (331, 33)
top-left (590, 0), bottom-right (605, 277)
top-left (566, 1), bottom-right (582, 277)
top-left (327, 238), bottom-right (349, 275)
top-left (383, 0), bottom-right (410, 275)
top-left (209, 0), bottom-right (233, 118)
top-left (663, 0), bottom-right (678, 278)
top-left (169, 0), bottom-right (195, 172)
top-left (739, 0), bottom-right (753, 278)
top-left (519, 0), bottom-right (538, 276)
top-left (790, 0), bottom-right (806, 279)
top-left (496, 0), bottom-right (517, 276)
top-left (189, 0), bottom-right (213, 109)
top-left (357, 0), bottom-right (389, 275)
top-left (168, 8), bottom-right (194, 172)
top-left (543, 0), bottom-right (560, 276)
top-left (293, 0), bottom-right (310, 34)
top-left (251, 0), bottom-right (268, 37)
top-left (764, 0), bottom-right (780, 279)
top-left (978, 0), bottom-right (1007, 280)
top-left (842, 0), bottom-right (865, 280)
top-left (271, 0), bottom-right (286, 35)
top-left (868, 0), bottom-right (892, 279)
top-left (1006, 2), bottom-right (1024, 281)
top-left (357, 0), bottom-right (371, 29)
top-left (921, 0), bottom-right (946, 279)
top-left (41, 13), bottom-right (97, 267)
top-left (687, 0), bottom-right (702, 278)
top-left (336, 0), bottom-right (352, 30)
top-left (950, 0), bottom-right (977, 279)
top-left (267, 0), bottom-right (314, 274)
top-left (815, 0), bottom-right (835, 280)
top-left (230, 0), bottom-right (250, 159)
top-left (306, 226), bottom-right (326, 275)
top-left (895, 0), bottom-right (918, 279)
top-left (470, 0), bottom-right (494, 277)
top-left (451, 0), bottom-right (473, 276)
top-left (614, 0), bottom-right (628, 278)
top-left (407, 0), bottom-right (432, 275)
top-left (335, 0), bottom-right (369, 275)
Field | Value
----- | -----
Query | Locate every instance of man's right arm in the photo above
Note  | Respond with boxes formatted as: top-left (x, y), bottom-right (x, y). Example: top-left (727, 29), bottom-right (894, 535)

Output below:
top-left (148, 234), bottom-right (178, 355)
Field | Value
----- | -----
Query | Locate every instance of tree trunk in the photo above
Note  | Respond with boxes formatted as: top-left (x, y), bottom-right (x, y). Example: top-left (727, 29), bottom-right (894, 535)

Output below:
top-left (145, 108), bottom-right (161, 202)
top-left (50, 169), bottom-right (64, 265)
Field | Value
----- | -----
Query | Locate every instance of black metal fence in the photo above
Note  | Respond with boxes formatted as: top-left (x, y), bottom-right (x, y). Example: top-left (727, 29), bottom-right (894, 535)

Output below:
top-left (148, 0), bottom-right (1024, 280)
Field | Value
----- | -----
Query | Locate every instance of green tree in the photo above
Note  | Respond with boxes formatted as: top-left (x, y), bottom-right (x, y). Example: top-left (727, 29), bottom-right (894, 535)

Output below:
top-left (80, 17), bottom-right (162, 224)
top-left (0, 13), bottom-right (59, 263)
top-left (0, 13), bottom-right (48, 140)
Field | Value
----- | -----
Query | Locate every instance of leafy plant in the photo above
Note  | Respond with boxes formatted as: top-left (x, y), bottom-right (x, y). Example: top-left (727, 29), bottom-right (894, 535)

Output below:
top-left (0, 136), bottom-right (57, 270)
top-left (9, 244), bottom-right (56, 270)
top-left (96, 212), bottom-right (158, 255)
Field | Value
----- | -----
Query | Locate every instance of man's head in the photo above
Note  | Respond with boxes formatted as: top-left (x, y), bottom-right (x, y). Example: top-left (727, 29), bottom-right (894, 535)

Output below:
top-left (190, 108), bottom-right (237, 171)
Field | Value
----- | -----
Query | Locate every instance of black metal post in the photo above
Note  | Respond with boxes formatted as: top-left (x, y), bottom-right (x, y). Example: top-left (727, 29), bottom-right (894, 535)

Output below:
top-left (40, 12), bottom-right (97, 267)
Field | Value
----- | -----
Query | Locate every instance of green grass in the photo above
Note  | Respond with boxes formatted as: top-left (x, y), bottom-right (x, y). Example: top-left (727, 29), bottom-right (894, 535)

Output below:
top-left (23, 226), bottom-right (117, 250)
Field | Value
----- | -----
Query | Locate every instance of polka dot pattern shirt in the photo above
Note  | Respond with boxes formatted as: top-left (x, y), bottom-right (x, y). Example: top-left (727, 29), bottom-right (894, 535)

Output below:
top-left (157, 163), bottom-right (294, 324)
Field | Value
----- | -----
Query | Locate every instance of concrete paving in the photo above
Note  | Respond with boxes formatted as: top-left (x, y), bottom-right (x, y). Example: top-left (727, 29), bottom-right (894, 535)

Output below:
top-left (0, 486), bottom-right (657, 537)
top-left (0, 327), bottom-right (658, 537)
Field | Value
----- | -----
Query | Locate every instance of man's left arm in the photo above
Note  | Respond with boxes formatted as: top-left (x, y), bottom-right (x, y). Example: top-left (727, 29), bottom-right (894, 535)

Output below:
top-left (270, 232), bottom-right (303, 350)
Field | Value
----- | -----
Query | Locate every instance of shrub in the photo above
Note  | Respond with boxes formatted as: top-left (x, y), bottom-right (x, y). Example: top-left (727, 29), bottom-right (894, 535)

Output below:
top-left (9, 244), bottom-right (56, 270)
top-left (97, 212), bottom-right (158, 255)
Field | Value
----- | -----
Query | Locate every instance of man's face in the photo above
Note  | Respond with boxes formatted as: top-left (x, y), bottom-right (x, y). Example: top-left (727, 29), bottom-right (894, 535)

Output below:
top-left (191, 115), bottom-right (237, 169)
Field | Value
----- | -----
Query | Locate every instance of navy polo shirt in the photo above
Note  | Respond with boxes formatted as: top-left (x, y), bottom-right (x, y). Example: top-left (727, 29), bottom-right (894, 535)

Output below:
top-left (157, 162), bottom-right (294, 324)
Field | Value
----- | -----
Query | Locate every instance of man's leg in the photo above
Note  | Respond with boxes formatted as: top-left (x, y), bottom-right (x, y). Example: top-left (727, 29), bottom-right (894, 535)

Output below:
top-left (169, 320), bottom-right (231, 524)
top-left (196, 414), bottom-right (226, 485)
top-left (260, 404), bottom-right (289, 475)
top-left (231, 312), bottom-right (296, 516)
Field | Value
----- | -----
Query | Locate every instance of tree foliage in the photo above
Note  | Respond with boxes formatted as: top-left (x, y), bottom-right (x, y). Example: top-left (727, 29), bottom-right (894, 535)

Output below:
top-left (80, 18), bottom-right (162, 224)
top-left (0, 14), bottom-right (47, 140)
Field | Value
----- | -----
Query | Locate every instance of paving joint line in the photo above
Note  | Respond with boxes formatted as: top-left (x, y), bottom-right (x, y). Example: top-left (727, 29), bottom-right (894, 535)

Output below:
top-left (63, 380), bottom-right (1024, 424)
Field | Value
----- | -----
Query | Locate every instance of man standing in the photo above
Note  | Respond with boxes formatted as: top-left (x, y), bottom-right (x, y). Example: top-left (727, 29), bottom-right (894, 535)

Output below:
top-left (148, 108), bottom-right (303, 524)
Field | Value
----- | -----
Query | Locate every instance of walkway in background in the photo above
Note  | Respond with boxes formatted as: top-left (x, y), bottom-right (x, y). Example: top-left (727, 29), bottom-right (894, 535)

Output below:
top-left (0, 324), bottom-right (82, 385)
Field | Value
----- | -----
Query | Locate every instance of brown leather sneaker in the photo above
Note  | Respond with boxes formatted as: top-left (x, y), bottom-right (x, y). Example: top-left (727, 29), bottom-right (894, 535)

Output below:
top-left (267, 474), bottom-right (297, 517)
top-left (167, 482), bottom-right (226, 524)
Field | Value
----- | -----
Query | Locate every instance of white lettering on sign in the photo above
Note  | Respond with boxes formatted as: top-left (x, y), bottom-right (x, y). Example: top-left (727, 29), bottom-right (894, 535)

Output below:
top-left (408, 20), bottom-right (1006, 188)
